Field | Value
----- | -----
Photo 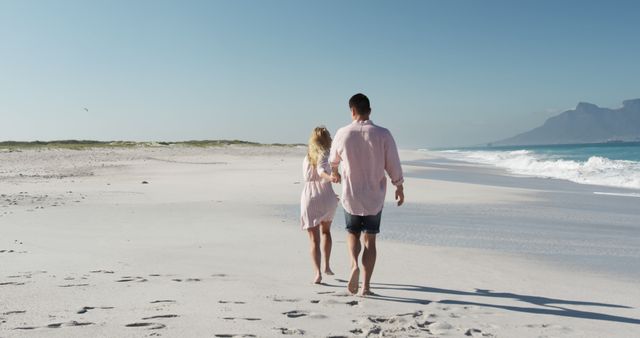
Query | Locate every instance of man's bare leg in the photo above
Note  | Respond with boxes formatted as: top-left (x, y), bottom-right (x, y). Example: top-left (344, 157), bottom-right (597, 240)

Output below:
top-left (360, 233), bottom-right (377, 296)
top-left (347, 231), bottom-right (361, 294)
top-left (307, 227), bottom-right (322, 284)
top-left (320, 221), bottom-right (334, 275)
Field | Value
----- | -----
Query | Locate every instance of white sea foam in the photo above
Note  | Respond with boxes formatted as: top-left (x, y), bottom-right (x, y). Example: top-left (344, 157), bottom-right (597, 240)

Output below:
top-left (439, 149), bottom-right (640, 190)
top-left (593, 192), bottom-right (640, 198)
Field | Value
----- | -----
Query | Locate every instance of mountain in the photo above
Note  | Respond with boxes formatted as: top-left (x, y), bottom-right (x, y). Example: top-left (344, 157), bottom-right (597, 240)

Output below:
top-left (494, 98), bottom-right (640, 146)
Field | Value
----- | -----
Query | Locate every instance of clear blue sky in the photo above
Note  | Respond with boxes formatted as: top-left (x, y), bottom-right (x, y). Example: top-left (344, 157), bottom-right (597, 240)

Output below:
top-left (1, 0), bottom-right (639, 148)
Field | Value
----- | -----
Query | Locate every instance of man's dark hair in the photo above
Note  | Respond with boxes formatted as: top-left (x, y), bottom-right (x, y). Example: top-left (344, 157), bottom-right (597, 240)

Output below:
top-left (349, 93), bottom-right (371, 115)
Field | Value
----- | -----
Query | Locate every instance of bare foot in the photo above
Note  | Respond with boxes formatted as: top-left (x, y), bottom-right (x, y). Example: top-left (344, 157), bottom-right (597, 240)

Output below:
top-left (347, 267), bottom-right (359, 294)
top-left (324, 268), bottom-right (334, 276)
top-left (313, 273), bottom-right (322, 284)
top-left (359, 289), bottom-right (376, 297)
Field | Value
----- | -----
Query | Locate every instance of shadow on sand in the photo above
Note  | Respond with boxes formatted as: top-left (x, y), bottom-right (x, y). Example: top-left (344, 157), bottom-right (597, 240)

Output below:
top-left (361, 282), bottom-right (640, 325)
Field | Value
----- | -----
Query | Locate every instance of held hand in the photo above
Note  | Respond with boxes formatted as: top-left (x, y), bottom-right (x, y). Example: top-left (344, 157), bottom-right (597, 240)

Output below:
top-left (330, 167), bottom-right (341, 184)
top-left (330, 173), bottom-right (341, 184)
top-left (395, 186), bottom-right (404, 206)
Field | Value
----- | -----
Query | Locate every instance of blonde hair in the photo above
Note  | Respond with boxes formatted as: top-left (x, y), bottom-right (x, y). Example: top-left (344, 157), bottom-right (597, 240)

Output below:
top-left (307, 126), bottom-right (332, 168)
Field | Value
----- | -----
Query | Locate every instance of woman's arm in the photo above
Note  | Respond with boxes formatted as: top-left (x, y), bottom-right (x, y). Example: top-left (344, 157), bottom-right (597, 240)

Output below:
top-left (318, 153), bottom-right (340, 183)
top-left (319, 171), bottom-right (333, 181)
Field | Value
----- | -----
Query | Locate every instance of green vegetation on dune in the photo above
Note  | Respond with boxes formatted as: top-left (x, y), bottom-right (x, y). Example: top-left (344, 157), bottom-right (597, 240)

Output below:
top-left (0, 140), bottom-right (138, 150)
top-left (177, 140), bottom-right (259, 147)
top-left (0, 140), bottom-right (304, 150)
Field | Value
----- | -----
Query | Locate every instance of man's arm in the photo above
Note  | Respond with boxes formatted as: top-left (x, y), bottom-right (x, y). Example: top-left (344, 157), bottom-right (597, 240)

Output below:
top-left (328, 130), bottom-right (342, 183)
top-left (384, 132), bottom-right (404, 206)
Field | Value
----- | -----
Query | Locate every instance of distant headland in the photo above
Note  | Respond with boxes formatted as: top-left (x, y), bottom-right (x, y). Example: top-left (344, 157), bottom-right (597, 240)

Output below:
top-left (494, 98), bottom-right (640, 146)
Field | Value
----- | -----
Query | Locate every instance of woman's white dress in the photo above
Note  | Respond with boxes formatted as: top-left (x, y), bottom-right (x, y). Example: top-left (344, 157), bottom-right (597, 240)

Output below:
top-left (300, 154), bottom-right (338, 230)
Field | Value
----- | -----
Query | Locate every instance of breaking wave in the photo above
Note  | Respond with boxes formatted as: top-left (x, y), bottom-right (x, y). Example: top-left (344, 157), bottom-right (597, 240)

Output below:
top-left (439, 149), bottom-right (640, 190)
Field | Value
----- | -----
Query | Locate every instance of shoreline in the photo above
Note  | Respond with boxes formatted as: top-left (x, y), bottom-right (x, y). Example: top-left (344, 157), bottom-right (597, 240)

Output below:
top-left (398, 150), bottom-right (640, 281)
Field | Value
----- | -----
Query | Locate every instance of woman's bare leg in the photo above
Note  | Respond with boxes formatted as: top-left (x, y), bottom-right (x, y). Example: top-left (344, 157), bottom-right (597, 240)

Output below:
top-left (307, 226), bottom-right (322, 284)
top-left (320, 221), bottom-right (334, 275)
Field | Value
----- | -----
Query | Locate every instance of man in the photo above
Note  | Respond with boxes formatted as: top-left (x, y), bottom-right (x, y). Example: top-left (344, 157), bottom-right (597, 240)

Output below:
top-left (329, 93), bottom-right (404, 296)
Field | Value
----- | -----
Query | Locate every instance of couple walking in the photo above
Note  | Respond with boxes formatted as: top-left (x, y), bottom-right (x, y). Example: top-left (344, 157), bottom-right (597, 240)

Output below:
top-left (300, 93), bottom-right (404, 296)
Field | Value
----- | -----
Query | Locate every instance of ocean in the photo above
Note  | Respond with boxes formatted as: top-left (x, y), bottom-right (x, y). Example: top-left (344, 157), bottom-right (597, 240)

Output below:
top-left (281, 141), bottom-right (640, 281)
top-left (434, 142), bottom-right (640, 191)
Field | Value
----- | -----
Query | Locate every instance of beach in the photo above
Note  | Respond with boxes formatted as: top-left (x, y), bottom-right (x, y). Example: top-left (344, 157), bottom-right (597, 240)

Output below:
top-left (1, 145), bottom-right (639, 337)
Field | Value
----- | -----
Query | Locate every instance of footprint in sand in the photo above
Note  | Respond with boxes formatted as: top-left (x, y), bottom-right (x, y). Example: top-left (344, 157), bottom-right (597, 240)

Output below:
top-left (464, 328), bottom-right (494, 337)
top-left (142, 314), bottom-right (179, 320)
top-left (397, 311), bottom-right (424, 318)
top-left (222, 317), bottom-right (261, 321)
top-left (125, 322), bottom-right (166, 330)
top-left (150, 300), bottom-right (176, 304)
top-left (124, 314), bottom-right (178, 330)
top-left (349, 328), bottom-right (364, 335)
top-left (89, 270), bottom-right (114, 274)
top-left (116, 276), bottom-right (147, 283)
top-left (13, 326), bottom-right (38, 330)
top-left (214, 334), bottom-right (256, 337)
top-left (218, 300), bottom-right (246, 304)
top-left (368, 316), bottom-right (390, 324)
top-left (525, 323), bottom-right (572, 335)
top-left (3, 310), bottom-right (26, 315)
top-left (345, 300), bottom-right (358, 306)
top-left (526, 323), bottom-right (549, 328)
top-left (172, 278), bottom-right (201, 282)
top-left (14, 321), bottom-right (94, 331)
top-left (365, 326), bottom-right (383, 335)
top-left (416, 318), bottom-right (435, 328)
top-left (282, 310), bottom-right (307, 318)
top-left (58, 283), bottom-right (90, 288)
top-left (0, 281), bottom-right (26, 286)
top-left (65, 321), bottom-right (95, 327)
top-left (368, 311), bottom-right (425, 324)
top-left (351, 311), bottom-right (442, 337)
top-left (271, 297), bottom-right (300, 303)
top-left (274, 327), bottom-right (306, 335)
top-left (77, 306), bottom-right (114, 314)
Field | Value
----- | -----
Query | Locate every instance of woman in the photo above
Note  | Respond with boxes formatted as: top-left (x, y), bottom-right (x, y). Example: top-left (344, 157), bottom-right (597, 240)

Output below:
top-left (300, 126), bottom-right (339, 284)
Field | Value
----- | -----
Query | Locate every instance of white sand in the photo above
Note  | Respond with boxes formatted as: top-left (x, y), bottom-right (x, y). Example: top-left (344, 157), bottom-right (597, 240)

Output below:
top-left (1, 146), bottom-right (639, 337)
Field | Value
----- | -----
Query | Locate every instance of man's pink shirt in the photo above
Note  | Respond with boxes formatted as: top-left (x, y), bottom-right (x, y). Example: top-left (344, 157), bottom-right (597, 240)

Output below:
top-left (329, 120), bottom-right (404, 216)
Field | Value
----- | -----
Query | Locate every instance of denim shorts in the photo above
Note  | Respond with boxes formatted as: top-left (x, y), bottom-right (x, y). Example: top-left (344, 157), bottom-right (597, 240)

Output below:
top-left (344, 210), bottom-right (382, 234)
